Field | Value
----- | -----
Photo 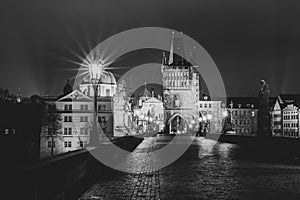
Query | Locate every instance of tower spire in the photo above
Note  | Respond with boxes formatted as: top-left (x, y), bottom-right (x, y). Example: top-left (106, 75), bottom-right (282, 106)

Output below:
top-left (168, 31), bottom-right (174, 65)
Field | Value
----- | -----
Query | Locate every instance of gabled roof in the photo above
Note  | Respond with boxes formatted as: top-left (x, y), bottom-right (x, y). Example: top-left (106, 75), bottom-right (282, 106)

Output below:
top-left (57, 90), bottom-right (92, 102)
top-left (142, 84), bottom-right (151, 97)
top-left (277, 94), bottom-right (300, 108)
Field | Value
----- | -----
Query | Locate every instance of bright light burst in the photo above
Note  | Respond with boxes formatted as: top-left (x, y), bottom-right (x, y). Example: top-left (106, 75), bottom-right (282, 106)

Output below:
top-left (60, 45), bottom-right (124, 82)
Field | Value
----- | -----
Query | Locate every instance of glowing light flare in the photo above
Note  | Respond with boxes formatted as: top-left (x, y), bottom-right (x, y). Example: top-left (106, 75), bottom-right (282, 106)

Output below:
top-left (222, 110), bottom-right (228, 117)
top-left (89, 61), bottom-right (103, 81)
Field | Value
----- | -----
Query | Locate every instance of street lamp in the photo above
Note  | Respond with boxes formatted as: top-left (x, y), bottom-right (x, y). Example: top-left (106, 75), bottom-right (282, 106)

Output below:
top-left (88, 58), bottom-right (103, 146)
top-left (222, 110), bottom-right (228, 117)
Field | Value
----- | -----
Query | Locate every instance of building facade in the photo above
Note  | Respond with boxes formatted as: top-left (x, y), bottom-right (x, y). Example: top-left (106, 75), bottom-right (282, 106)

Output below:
top-left (133, 85), bottom-right (164, 133)
top-left (40, 71), bottom-right (116, 159)
top-left (226, 98), bottom-right (258, 136)
top-left (271, 94), bottom-right (300, 138)
top-left (161, 33), bottom-right (200, 134)
top-left (198, 99), bottom-right (226, 134)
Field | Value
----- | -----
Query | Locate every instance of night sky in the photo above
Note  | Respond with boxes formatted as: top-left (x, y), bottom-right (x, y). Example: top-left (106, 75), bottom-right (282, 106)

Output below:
top-left (0, 0), bottom-right (300, 97)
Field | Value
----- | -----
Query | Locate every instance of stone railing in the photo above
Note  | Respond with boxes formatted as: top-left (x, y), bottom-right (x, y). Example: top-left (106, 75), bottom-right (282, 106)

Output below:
top-left (2, 136), bottom-right (143, 200)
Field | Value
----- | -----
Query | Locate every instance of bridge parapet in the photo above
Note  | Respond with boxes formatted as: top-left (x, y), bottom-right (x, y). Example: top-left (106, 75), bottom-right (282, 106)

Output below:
top-left (3, 136), bottom-right (143, 200)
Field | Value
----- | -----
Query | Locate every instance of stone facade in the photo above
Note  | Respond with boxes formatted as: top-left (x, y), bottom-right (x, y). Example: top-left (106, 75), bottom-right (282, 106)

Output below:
top-left (113, 80), bottom-right (133, 136)
top-left (198, 100), bottom-right (226, 134)
top-left (40, 70), bottom-right (116, 159)
top-left (226, 98), bottom-right (258, 136)
top-left (161, 33), bottom-right (200, 134)
top-left (271, 94), bottom-right (300, 138)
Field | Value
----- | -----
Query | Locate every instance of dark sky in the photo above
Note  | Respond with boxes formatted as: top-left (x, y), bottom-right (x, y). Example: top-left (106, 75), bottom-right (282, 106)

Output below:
top-left (0, 0), bottom-right (300, 97)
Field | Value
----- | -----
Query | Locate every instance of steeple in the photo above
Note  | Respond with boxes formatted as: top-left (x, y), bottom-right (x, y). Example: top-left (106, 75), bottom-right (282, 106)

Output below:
top-left (142, 82), bottom-right (151, 99)
top-left (168, 31), bottom-right (174, 65)
top-left (190, 46), bottom-right (197, 66)
top-left (63, 79), bottom-right (73, 95)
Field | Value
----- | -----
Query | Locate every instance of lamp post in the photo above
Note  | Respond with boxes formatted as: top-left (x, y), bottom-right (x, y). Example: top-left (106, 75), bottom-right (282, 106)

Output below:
top-left (88, 58), bottom-right (103, 146)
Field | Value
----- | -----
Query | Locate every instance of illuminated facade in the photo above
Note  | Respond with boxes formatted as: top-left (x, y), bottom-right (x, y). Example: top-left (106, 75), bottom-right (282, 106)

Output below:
top-left (40, 71), bottom-right (116, 158)
top-left (162, 33), bottom-right (200, 134)
top-left (271, 94), bottom-right (300, 138)
top-left (226, 98), bottom-right (258, 136)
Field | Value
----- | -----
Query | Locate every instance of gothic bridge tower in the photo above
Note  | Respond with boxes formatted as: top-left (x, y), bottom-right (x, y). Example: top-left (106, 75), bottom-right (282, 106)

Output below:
top-left (161, 32), bottom-right (200, 134)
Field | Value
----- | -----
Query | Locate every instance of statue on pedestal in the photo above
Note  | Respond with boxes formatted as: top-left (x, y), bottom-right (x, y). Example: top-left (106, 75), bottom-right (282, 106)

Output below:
top-left (258, 80), bottom-right (271, 137)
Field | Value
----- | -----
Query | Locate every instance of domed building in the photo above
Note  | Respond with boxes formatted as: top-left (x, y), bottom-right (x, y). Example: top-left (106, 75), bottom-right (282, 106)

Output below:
top-left (40, 70), bottom-right (118, 159)
top-left (79, 70), bottom-right (117, 97)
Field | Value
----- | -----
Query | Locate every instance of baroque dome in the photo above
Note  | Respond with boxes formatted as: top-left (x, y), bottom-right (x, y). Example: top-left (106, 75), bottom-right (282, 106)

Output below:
top-left (82, 70), bottom-right (116, 85)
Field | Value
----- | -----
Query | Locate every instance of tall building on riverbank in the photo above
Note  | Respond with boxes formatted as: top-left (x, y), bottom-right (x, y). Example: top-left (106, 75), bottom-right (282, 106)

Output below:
top-left (271, 94), bottom-right (300, 138)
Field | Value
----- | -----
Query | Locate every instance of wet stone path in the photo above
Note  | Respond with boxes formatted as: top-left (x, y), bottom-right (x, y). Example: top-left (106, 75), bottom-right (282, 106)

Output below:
top-left (80, 135), bottom-right (300, 200)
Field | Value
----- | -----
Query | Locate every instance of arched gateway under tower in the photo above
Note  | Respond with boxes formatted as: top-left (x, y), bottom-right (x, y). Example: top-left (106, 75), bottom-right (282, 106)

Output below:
top-left (167, 113), bottom-right (189, 134)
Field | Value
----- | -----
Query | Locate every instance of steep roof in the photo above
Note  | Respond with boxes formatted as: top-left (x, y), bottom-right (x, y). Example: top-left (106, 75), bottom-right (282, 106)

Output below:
top-left (142, 83), bottom-right (151, 98)
top-left (277, 94), bottom-right (300, 108)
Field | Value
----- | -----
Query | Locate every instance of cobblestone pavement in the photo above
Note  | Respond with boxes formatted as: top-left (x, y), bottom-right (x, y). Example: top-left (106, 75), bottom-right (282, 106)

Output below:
top-left (80, 136), bottom-right (300, 200)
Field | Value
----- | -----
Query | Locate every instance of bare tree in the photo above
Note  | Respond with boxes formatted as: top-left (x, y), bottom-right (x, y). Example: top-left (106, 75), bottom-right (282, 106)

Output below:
top-left (42, 104), bottom-right (62, 156)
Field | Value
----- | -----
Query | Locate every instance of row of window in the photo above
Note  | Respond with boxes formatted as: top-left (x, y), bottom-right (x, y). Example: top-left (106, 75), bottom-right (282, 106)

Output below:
top-left (49, 103), bottom-right (111, 111)
top-left (235, 128), bottom-right (251, 134)
top-left (232, 110), bottom-right (255, 117)
top-left (64, 128), bottom-right (90, 135)
top-left (283, 123), bottom-right (299, 128)
top-left (199, 103), bottom-right (212, 108)
top-left (165, 80), bottom-right (189, 87)
top-left (63, 115), bottom-right (107, 123)
top-left (166, 71), bottom-right (189, 77)
top-left (47, 127), bottom-right (89, 135)
top-left (283, 131), bottom-right (299, 137)
top-left (233, 119), bottom-right (251, 126)
top-left (283, 111), bottom-right (298, 114)
top-left (283, 115), bottom-right (299, 120)
top-left (3, 128), bottom-right (16, 135)
top-left (47, 141), bottom-right (87, 148)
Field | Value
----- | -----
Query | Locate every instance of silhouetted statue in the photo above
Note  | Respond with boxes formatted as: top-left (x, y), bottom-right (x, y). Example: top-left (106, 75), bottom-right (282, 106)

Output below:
top-left (257, 80), bottom-right (271, 137)
top-left (258, 80), bottom-right (270, 108)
